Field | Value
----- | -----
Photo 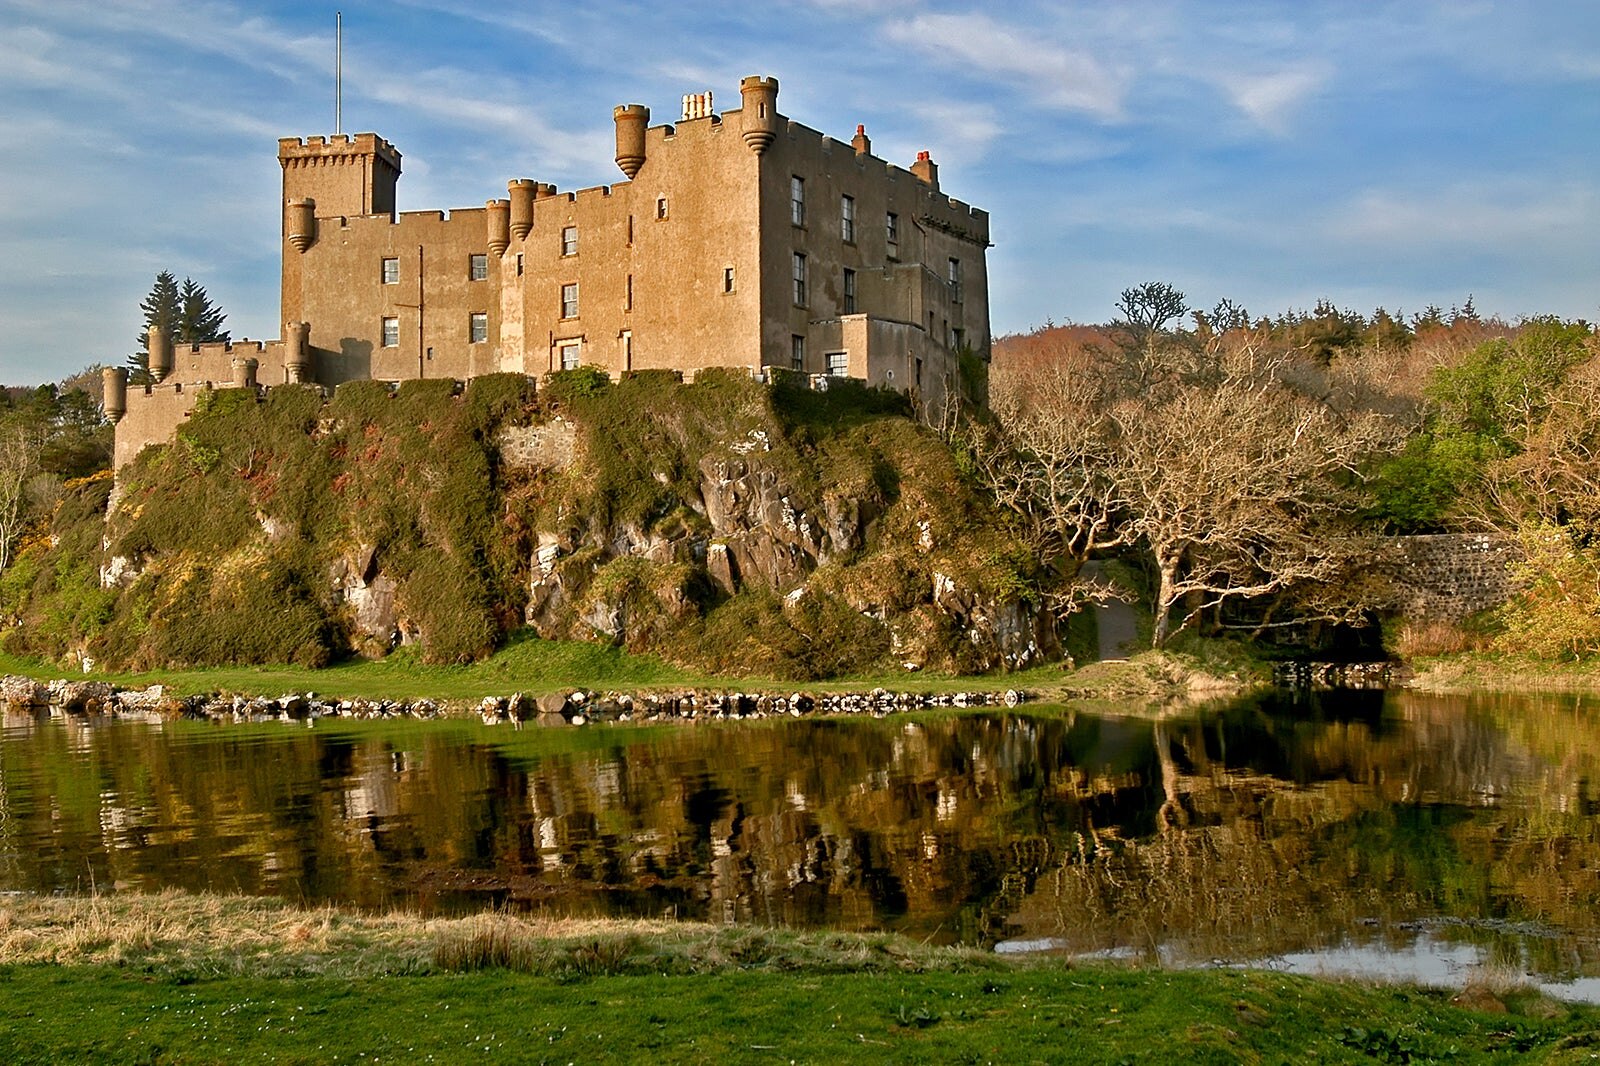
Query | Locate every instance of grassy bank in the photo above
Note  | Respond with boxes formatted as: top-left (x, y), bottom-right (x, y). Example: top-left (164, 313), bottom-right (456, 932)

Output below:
top-left (0, 631), bottom-right (1265, 706)
top-left (1406, 652), bottom-right (1600, 697)
top-left (0, 892), bottom-right (1595, 1064)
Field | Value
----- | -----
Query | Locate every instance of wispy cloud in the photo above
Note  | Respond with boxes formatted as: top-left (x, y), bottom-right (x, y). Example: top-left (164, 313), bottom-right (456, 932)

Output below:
top-left (904, 100), bottom-right (1002, 167)
top-left (1328, 181), bottom-right (1596, 250)
top-left (884, 13), bottom-right (1128, 119)
top-left (1207, 65), bottom-right (1330, 135)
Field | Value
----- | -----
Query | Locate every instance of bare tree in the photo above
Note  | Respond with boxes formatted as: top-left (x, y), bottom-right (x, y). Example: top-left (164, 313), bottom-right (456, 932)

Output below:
top-left (978, 290), bottom-right (1398, 646)
top-left (1106, 374), bottom-right (1387, 644)
top-left (0, 422), bottom-right (35, 573)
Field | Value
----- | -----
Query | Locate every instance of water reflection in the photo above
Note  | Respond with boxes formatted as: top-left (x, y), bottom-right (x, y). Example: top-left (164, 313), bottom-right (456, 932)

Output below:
top-left (3, 689), bottom-right (1599, 983)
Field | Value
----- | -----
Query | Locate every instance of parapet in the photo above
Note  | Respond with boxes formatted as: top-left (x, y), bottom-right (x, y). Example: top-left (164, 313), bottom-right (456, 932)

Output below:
top-left (278, 132), bottom-right (402, 173)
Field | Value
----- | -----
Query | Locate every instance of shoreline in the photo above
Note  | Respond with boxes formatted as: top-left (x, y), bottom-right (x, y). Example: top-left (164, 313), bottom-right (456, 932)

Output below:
top-left (0, 673), bottom-right (1033, 727)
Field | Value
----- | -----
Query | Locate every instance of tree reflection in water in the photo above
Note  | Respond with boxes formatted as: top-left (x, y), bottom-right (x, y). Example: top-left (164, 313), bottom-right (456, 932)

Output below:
top-left (2, 689), bottom-right (1597, 977)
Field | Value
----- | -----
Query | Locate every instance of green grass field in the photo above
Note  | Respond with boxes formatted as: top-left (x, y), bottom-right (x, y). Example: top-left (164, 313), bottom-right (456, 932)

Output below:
top-left (1, 962), bottom-right (1593, 1064)
top-left (0, 892), bottom-right (1594, 1064)
top-left (0, 630), bottom-right (1106, 704)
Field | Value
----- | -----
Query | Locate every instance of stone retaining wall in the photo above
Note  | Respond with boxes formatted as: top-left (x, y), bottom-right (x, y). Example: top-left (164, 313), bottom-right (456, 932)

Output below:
top-left (1379, 534), bottom-right (1525, 623)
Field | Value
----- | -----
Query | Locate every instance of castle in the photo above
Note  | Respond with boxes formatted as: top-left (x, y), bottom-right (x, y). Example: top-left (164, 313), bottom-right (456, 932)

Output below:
top-left (103, 76), bottom-right (992, 467)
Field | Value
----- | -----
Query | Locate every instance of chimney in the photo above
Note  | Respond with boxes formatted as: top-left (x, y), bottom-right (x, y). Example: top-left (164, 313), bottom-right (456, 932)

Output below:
top-left (852, 124), bottom-right (871, 157)
top-left (911, 151), bottom-right (938, 190)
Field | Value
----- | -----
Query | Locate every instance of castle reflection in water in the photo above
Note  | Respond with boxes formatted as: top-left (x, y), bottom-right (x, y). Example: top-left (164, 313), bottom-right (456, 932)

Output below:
top-left (2, 689), bottom-right (1598, 976)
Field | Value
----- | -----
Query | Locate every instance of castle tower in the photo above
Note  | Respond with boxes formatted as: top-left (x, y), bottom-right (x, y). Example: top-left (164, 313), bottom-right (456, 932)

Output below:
top-left (613, 105), bottom-right (649, 178)
top-left (102, 367), bottom-right (127, 422)
top-left (739, 76), bottom-right (779, 154)
top-left (279, 133), bottom-right (402, 333)
top-left (284, 321), bottom-right (312, 383)
top-left (508, 179), bottom-right (535, 240)
top-left (278, 133), bottom-right (401, 222)
top-left (147, 325), bottom-right (173, 383)
top-left (486, 198), bottom-right (510, 257)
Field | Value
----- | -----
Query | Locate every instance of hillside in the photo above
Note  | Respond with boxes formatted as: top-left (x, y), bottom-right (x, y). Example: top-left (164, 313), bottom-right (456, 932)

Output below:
top-left (0, 371), bottom-right (1056, 680)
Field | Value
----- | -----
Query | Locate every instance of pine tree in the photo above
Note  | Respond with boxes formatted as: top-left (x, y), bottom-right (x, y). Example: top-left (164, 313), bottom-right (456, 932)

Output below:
top-left (177, 277), bottom-right (228, 344)
top-left (127, 272), bottom-right (229, 382)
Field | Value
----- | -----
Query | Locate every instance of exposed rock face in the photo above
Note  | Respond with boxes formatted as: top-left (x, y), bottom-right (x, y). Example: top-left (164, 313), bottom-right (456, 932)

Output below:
top-left (524, 444), bottom-right (1056, 673)
top-left (329, 544), bottom-right (406, 655)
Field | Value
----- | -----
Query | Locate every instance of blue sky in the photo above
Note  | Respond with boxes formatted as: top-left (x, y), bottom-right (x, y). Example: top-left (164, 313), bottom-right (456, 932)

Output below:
top-left (1, 0), bottom-right (1596, 385)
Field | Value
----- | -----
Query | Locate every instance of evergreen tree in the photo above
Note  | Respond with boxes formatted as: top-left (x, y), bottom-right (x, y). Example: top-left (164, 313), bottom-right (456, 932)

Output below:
top-left (178, 277), bottom-right (229, 344)
top-left (127, 272), bottom-right (230, 382)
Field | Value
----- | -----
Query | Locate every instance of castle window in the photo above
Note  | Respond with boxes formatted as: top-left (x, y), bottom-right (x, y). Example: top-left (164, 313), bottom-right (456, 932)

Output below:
top-left (561, 225), bottom-right (578, 257)
top-left (826, 351), bottom-right (848, 376)
top-left (841, 195), bottom-right (855, 243)
top-left (381, 317), bottom-right (399, 347)
top-left (470, 313), bottom-right (488, 343)
top-left (625, 274), bottom-right (633, 311)
top-left (561, 283), bottom-right (579, 319)
top-left (620, 329), bottom-right (633, 370)
top-left (381, 258), bottom-right (399, 285)
top-left (791, 176), bottom-right (805, 226)
top-left (656, 197), bottom-right (669, 220)
top-left (886, 213), bottom-right (899, 257)
top-left (791, 335), bottom-right (805, 371)
top-left (470, 254), bottom-right (488, 281)
top-left (792, 253), bottom-right (807, 307)
top-left (723, 267), bottom-right (736, 294)
top-left (516, 253), bottom-right (524, 277)
top-left (948, 258), bottom-right (962, 302)
top-left (843, 268), bottom-right (857, 314)
top-left (559, 339), bottom-right (582, 370)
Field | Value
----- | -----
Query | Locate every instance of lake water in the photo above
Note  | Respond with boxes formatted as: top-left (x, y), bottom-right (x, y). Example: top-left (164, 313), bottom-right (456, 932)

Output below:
top-left (3, 688), bottom-right (1598, 997)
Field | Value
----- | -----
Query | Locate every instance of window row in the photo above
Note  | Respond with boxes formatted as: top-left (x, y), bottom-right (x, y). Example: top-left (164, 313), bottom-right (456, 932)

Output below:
top-left (789, 255), bottom-right (858, 314)
top-left (789, 176), bottom-right (898, 257)
top-left (381, 255), bottom-right (490, 284)
top-left (379, 313), bottom-right (489, 347)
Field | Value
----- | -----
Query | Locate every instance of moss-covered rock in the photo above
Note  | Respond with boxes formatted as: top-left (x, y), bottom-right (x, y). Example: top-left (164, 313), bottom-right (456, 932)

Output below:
top-left (2, 371), bottom-right (1061, 677)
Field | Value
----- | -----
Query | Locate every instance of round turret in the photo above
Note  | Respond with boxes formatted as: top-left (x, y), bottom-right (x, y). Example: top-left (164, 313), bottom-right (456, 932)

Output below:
top-left (147, 324), bottom-right (174, 383)
top-left (284, 321), bottom-right (312, 384)
top-left (231, 356), bottom-right (259, 390)
top-left (508, 180), bottom-right (535, 240)
top-left (739, 76), bottom-right (779, 154)
top-left (613, 104), bottom-right (649, 179)
top-left (286, 197), bottom-right (316, 252)
top-left (486, 198), bottom-right (510, 257)
top-left (102, 367), bottom-right (127, 422)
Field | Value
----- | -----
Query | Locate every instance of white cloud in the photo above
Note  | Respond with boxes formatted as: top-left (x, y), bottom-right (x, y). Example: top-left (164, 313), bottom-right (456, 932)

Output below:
top-left (884, 13), bottom-right (1128, 119)
top-left (1207, 65), bottom-right (1329, 135)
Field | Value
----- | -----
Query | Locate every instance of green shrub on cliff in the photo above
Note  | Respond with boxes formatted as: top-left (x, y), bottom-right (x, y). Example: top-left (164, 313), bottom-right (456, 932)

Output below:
top-left (5, 375), bottom-right (539, 669)
top-left (4, 369), bottom-right (1048, 677)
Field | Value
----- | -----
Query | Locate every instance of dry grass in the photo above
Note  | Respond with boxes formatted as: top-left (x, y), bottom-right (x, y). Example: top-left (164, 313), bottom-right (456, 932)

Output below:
top-left (1404, 652), bottom-right (1600, 695)
top-left (1390, 620), bottom-right (1492, 659)
top-left (0, 890), bottom-right (994, 980)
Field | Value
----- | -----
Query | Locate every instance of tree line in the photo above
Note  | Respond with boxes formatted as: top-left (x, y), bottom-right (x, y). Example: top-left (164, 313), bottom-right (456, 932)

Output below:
top-left (965, 283), bottom-right (1599, 654)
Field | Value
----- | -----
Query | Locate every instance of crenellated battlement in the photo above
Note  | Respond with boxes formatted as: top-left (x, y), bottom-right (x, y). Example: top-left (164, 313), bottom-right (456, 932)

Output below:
top-left (278, 133), bottom-right (401, 171)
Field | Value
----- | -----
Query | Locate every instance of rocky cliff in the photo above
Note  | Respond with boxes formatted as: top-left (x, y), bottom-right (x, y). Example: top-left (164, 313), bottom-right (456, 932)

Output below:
top-left (0, 370), bottom-right (1058, 679)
